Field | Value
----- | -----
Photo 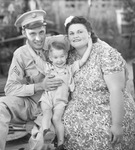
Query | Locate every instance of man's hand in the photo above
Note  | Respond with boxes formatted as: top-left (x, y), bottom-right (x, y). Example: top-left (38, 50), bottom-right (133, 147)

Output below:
top-left (34, 74), bottom-right (63, 92)
top-left (41, 74), bottom-right (63, 91)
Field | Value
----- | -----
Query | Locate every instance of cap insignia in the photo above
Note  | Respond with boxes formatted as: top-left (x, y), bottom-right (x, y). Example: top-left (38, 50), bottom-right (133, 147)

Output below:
top-left (31, 13), bottom-right (37, 18)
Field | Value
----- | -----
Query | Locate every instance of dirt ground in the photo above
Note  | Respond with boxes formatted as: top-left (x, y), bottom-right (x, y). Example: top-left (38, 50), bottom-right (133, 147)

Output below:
top-left (5, 135), bottom-right (29, 150)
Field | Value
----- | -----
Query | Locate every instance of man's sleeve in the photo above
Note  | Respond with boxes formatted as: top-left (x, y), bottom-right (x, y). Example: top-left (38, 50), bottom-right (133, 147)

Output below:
top-left (4, 53), bottom-right (35, 97)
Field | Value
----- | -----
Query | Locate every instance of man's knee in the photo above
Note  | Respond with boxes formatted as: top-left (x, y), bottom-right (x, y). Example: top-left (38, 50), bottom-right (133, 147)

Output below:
top-left (0, 101), bottom-right (11, 122)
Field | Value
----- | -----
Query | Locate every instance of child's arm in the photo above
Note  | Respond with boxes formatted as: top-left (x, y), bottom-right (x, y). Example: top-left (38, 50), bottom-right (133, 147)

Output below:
top-left (79, 38), bottom-right (92, 67)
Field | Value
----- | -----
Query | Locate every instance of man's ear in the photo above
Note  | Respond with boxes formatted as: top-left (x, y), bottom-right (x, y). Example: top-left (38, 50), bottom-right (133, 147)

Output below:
top-left (22, 29), bottom-right (26, 37)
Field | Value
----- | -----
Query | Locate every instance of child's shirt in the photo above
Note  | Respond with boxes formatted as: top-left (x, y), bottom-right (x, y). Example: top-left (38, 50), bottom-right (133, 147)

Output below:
top-left (34, 56), bottom-right (80, 92)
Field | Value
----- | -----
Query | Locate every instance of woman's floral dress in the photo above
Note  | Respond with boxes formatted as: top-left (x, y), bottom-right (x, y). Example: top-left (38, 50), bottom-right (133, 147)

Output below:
top-left (63, 42), bottom-right (135, 150)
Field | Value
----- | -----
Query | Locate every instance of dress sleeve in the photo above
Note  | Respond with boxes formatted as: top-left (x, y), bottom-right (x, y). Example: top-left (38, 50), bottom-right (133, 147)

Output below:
top-left (100, 46), bottom-right (126, 75)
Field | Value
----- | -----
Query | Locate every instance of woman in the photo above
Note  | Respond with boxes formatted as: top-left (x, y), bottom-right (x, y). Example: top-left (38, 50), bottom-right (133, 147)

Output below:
top-left (63, 16), bottom-right (135, 150)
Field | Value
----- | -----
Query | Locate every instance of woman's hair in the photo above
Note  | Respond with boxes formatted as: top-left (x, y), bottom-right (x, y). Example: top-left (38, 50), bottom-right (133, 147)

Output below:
top-left (65, 16), bottom-right (98, 43)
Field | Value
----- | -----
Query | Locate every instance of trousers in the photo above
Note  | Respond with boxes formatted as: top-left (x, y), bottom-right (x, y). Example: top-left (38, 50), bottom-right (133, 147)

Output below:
top-left (0, 96), bottom-right (38, 150)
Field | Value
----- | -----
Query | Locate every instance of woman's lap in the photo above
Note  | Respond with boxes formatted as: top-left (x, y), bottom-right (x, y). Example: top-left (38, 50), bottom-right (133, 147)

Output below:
top-left (63, 96), bottom-right (135, 150)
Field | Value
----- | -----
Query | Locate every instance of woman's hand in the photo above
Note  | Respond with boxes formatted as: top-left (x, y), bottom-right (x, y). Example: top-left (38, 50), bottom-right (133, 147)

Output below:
top-left (110, 124), bottom-right (123, 145)
top-left (104, 71), bottom-right (124, 145)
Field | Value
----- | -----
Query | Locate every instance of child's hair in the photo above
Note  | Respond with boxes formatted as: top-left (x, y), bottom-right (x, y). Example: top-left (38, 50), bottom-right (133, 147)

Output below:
top-left (48, 41), bottom-right (68, 54)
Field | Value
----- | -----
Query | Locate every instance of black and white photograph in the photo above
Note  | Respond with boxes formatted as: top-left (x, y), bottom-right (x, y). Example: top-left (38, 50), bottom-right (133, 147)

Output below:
top-left (0, 0), bottom-right (135, 150)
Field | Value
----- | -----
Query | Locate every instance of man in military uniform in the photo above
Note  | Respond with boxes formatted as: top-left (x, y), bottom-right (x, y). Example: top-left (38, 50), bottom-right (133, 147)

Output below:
top-left (0, 10), bottom-right (62, 150)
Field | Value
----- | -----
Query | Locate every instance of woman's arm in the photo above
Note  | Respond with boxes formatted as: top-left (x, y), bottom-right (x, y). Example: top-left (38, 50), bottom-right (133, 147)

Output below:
top-left (104, 70), bottom-right (125, 144)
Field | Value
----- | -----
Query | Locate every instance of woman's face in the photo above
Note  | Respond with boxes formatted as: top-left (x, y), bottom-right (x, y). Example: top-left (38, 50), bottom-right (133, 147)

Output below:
top-left (68, 23), bottom-right (90, 49)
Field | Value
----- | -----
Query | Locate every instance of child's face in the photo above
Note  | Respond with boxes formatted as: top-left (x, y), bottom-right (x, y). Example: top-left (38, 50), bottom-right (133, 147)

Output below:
top-left (49, 48), bottom-right (67, 68)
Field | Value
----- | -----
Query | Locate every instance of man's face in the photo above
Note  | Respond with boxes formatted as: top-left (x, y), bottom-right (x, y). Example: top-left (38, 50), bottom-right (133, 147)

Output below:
top-left (23, 26), bottom-right (46, 51)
